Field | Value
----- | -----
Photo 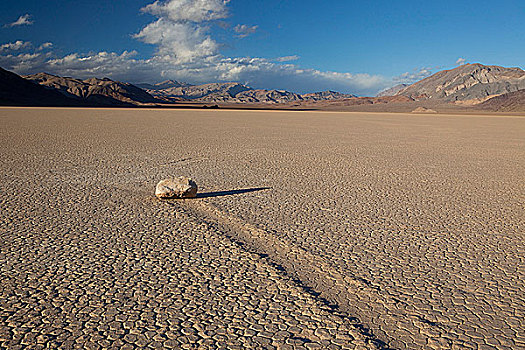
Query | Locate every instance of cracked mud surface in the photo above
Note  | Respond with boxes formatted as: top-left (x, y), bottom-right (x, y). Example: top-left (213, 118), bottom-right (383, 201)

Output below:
top-left (1, 108), bottom-right (524, 349)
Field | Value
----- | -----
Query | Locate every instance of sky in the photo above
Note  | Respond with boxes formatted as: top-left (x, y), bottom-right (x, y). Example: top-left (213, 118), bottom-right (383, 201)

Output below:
top-left (0, 0), bottom-right (524, 95)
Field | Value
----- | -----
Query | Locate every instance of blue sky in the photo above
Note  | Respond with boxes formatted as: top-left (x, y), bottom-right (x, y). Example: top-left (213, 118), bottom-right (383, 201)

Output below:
top-left (0, 0), bottom-right (524, 95)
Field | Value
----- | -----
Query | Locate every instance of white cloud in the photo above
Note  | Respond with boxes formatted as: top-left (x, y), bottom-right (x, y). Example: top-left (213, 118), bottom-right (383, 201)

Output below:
top-left (149, 56), bottom-right (388, 94)
top-left (5, 14), bottom-right (33, 27)
top-left (135, 0), bottom-right (227, 63)
top-left (135, 19), bottom-right (219, 63)
top-left (0, 0), bottom-right (396, 95)
top-left (45, 51), bottom-right (148, 80)
top-left (233, 24), bottom-right (258, 38)
top-left (142, 0), bottom-right (229, 22)
top-left (0, 40), bottom-right (31, 52)
top-left (274, 55), bottom-right (300, 62)
top-left (393, 67), bottom-right (433, 84)
top-left (456, 57), bottom-right (466, 65)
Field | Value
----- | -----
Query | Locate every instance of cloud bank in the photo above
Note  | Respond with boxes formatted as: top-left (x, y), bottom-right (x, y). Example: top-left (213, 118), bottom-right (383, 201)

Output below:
top-left (274, 55), bottom-right (300, 62)
top-left (142, 0), bottom-right (229, 22)
top-left (0, 0), bottom-right (407, 95)
top-left (0, 41), bottom-right (31, 52)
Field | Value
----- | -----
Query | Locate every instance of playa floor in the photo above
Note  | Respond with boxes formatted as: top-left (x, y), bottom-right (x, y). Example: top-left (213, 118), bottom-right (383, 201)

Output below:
top-left (1, 108), bottom-right (524, 349)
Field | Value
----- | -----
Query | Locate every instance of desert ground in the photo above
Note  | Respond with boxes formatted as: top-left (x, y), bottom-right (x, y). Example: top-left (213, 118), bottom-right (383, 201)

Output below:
top-left (1, 107), bottom-right (524, 349)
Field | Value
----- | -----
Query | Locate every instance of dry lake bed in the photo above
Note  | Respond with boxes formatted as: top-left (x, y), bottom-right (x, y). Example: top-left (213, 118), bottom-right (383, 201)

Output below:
top-left (1, 108), bottom-right (524, 349)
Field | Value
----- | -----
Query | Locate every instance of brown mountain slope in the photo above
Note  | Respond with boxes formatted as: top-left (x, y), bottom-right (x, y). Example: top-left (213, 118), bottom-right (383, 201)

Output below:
top-left (0, 67), bottom-right (81, 106)
top-left (397, 63), bottom-right (525, 102)
top-left (25, 73), bottom-right (157, 105)
top-left (477, 90), bottom-right (525, 112)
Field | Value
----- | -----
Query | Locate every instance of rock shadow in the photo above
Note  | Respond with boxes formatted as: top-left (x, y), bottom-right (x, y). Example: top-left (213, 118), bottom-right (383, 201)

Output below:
top-left (195, 187), bottom-right (271, 199)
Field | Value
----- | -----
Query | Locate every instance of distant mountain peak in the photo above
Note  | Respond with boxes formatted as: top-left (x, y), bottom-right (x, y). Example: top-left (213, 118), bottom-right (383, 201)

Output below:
top-left (136, 79), bottom-right (192, 91)
top-left (155, 79), bottom-right (191, 89)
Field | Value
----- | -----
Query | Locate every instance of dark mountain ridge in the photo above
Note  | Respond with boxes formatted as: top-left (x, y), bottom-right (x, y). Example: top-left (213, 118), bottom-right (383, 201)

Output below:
top-left (0, 67), bottom-right (81, 106)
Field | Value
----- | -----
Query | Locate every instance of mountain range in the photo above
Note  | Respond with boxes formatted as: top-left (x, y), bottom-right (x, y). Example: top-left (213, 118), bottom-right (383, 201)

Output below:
top-left (1, 63), bottom-right (524, 111)
top-left (137, 81), bottom-right (357, 104)
top-left (9, 71), bottom-right (357, 106)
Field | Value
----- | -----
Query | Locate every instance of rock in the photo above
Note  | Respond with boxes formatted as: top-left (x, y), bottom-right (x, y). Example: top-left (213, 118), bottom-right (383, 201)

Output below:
top-left (411, 107), bottom-right (437, 113)
top-left (155, 177), bottom-right (198, 199)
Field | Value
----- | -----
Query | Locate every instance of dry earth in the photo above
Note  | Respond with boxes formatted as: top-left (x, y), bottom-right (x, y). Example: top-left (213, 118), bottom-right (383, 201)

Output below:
top-left (1, 108), bottom-right (524, 349)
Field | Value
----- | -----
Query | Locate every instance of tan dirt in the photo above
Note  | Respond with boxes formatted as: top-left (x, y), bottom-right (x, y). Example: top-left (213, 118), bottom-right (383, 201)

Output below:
top-left (1, 107), bottom-right (524, 349)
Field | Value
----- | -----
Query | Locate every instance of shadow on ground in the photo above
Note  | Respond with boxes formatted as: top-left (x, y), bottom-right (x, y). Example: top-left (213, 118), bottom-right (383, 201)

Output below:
top-left (196, 187), bottom-right (271, 198)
